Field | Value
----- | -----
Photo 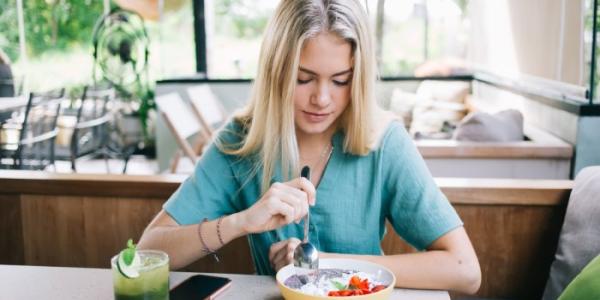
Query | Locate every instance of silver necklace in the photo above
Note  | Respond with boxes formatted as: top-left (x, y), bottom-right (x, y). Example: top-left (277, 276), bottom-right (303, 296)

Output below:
top-left (312, 144), bottom-right (333, 170)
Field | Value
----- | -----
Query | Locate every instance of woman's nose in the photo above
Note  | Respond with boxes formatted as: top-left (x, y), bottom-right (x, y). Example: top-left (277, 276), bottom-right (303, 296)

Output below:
top-left (311, 81), bottom-right (331, 107)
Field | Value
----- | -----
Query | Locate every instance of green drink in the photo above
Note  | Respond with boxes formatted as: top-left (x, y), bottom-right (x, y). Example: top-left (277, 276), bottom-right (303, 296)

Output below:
top-left (111, 250), bottom-right (170, 300)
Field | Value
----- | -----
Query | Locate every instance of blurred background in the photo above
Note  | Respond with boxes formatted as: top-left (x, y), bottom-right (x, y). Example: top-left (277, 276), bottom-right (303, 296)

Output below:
top-left (1, 0), bottom-right (596, 93)
top-left (0, 0), bottom-right (599, 176)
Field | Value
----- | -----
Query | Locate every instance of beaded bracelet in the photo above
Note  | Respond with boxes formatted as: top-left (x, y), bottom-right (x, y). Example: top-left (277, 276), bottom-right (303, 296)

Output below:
top-left (216, 216), bottom-right (225, 246)
top-left (198, 218), bottom-right (220, 262)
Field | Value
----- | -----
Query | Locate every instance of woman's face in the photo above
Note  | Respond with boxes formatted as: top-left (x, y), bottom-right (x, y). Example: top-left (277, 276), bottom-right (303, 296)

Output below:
top-left (293, 32), bottom-right (353, 137)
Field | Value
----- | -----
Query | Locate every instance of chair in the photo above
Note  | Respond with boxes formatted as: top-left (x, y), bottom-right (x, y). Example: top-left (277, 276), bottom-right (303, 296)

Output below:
top-left (164, 84), bottom-right (228, 172)
top-left (69, 85), bottom-right (115, 172)
top-left (186, 84), bottom-right (227, 139)
top-left (0, 88), bottom-right (64, 170)
top-left (155, 92), bottom-right (209, 173)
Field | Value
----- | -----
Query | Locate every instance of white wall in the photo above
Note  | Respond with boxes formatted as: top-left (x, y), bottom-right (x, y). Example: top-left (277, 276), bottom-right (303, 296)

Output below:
top-left (468, 0), bottom-right (585, 86)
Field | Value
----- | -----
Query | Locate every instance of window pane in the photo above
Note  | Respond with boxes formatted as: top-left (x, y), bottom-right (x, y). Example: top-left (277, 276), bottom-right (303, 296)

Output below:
top-left (205, 0), bottom-right (279, 79)
top-left (203, 0), bottom-right (469, 79)
top-left (380, 0), bottom-right (427, 76)
top-left (0, 1), bottom-right (20, 96)
top-left (21, 0), bottom-right (104, 92)
top-left (379, 0), bottom-right (470, 77)
top-left (148, 0), bottom-right (196, 79)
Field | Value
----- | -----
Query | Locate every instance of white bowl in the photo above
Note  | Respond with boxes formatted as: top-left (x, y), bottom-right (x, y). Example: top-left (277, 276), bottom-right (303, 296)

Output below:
top-left (276, 258), bottom-right (396, 300)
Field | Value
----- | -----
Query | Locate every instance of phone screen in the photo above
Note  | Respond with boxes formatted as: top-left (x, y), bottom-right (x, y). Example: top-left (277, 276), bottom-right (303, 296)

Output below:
top-left (170, 274), bottom-right (232, 300)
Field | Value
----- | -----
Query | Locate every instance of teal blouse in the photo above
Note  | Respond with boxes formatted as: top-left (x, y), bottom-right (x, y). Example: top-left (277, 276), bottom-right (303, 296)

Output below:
top-left (164, 120), bottom-right (462, 275)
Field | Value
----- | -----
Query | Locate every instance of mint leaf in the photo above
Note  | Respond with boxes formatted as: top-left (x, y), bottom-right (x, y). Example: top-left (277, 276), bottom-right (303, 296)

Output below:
top-left (122, 239), bottom-right (136, 266)
top-left (127, 239), bottom-right (135, 250)
top-left (332, 281), bottom-right (347, 290)
top-left (122, 248), bottom-right (134, 266)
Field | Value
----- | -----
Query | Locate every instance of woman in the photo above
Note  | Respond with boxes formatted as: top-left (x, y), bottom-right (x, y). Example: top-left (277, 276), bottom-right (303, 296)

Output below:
top-left (138, 0), bottom-right (480, 293)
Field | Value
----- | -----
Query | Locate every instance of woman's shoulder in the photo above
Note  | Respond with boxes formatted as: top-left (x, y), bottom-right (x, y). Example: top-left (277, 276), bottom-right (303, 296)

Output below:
top-left (214, 117), bottom-right (248, 146)
top-left (383, 119), bottom-right (409, 142)
top-left (369, 110), bottom-right (409, 151)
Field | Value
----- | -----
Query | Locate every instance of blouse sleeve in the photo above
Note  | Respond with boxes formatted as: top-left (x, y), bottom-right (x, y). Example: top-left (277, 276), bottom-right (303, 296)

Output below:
top-left (163, 130), bottom-right (242, 225)
top-left (382, 122), bottom-right (463, 250)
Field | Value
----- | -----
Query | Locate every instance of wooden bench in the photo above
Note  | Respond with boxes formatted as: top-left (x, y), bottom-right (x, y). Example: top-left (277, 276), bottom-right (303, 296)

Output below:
top-left (0, 171), bottom-right (572, 299)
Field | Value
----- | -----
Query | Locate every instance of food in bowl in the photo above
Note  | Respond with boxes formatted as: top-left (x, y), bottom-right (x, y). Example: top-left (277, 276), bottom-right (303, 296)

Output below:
top-left (284, 269), bottom-right (387, 297)
top-left (276, 258), bottom-right (396, 300)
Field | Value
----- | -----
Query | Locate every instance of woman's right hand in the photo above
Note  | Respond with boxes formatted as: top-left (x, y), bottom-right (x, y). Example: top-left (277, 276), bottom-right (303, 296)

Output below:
top-left (239, 177), bottom-right (316, 234)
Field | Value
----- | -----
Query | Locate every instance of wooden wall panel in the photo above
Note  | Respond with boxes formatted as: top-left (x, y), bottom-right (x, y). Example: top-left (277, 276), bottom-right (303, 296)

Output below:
top-left (18, 194), bottom-right (254, 274)
top-left (0, 194), bottom-right (24, 264)
top-left (81, 196), bottom-right (164, 268)
top-left (20, 195), bottom-right (164, 267)
top-left (458, 205), bottom-right (565, 300)
top-left (381, 203), bottom-right (567, 300)
top-left (21, 195), bottom-right (87, 267)
top-left (181, 237), bottom-right (254, 274)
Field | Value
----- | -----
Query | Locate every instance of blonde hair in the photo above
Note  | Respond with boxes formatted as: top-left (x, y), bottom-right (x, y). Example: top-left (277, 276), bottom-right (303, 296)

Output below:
top-left (217, 0), bottom-right (384, 193)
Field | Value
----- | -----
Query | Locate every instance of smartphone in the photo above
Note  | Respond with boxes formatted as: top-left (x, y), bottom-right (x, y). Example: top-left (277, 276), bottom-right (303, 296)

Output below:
top-left (170, 274), bottom-right (232, 300)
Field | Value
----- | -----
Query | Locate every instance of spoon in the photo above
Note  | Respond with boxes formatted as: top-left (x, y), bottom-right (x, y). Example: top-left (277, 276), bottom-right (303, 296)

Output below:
top-left (293, 166), bottom-right (319, 271)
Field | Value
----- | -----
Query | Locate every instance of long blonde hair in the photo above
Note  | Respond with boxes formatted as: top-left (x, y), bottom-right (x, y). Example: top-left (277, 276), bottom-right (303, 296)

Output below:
top-left (217, 0), bottom-right (383, 193)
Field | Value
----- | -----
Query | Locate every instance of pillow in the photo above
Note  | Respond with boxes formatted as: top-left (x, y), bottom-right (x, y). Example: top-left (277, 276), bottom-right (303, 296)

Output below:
top-left (558, 253), bottom-right (600, 300)
top-left (388, 88), bottom-right (424, 128)
top-left (542, 167), bottom-right (600, 300)
top-left (452, 109), bottom-right (524, 142)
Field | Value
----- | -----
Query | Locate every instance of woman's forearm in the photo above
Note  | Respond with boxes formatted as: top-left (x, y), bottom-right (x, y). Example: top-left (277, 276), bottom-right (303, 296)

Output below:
top-left (137, 212), bottom-right (248, 270)
top-left (320, 250), bottom-right (481, 294)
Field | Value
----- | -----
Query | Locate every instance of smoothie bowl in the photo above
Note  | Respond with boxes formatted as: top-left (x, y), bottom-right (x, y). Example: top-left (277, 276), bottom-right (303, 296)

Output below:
top-left (276, 258), bottom-right (396, 300)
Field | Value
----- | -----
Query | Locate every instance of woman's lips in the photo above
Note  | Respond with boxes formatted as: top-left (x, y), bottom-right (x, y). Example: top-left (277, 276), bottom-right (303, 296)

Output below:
top-left (303, 111), bottom-right (331, 123)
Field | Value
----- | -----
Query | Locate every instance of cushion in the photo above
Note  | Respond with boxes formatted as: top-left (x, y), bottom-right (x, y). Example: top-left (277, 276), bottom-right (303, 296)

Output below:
top-left (452, 110), bottom-right (524, 142)
top-left (388, 88), bottom-right (423, 128)
top-left (558, 253), bottom-right (600, 300)
top-left (542, 167), bottom-right (600, 300)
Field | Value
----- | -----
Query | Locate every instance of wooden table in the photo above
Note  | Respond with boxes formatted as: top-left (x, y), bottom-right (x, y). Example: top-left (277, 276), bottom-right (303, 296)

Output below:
top-left (0, 265), bottom-right (450, 300)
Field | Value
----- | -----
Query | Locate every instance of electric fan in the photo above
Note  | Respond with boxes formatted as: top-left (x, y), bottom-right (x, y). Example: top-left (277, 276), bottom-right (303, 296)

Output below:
top-left (91, 9), bottom-right (154, 144)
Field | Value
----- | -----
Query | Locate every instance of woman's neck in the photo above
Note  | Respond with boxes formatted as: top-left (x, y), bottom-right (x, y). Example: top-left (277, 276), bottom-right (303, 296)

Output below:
top-left (296, 126), bottom-right (336, 154)
top-left (296, 126), bottom-right (336, 187)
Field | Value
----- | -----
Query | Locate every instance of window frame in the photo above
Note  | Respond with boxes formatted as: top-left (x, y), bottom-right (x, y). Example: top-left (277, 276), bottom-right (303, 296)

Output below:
top-left (589, 0), bottom-right (598, 105)
top-left (192, 0), bottom-right (208, 77)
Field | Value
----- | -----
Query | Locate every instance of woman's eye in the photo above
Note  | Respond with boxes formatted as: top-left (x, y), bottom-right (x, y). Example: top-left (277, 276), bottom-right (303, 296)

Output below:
top-left (333, 79), bottom-right (350, 86)
top-left (297, 78), bottom-right (312, 84)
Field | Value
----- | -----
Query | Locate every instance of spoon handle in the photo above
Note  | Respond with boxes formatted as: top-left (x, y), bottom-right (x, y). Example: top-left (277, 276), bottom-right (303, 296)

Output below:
top-left (301, 166), bottom-right (311, 244)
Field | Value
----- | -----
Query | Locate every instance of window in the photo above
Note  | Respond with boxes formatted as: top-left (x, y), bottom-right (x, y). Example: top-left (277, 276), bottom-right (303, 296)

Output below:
top-left (199, 0), bottom-right (469, 79)
top-left (20, 0), bottom-right (104, 93)
top-left (0, 1), bottom-right (20, 95)
top-left (148, 0), bottom-right (197, 80)
top-left (204, 0), bottom-right (280, 79)
top-left (372, 0), bottom-right (470, 77)
top-left (1, 1), bottom-right (197, 94)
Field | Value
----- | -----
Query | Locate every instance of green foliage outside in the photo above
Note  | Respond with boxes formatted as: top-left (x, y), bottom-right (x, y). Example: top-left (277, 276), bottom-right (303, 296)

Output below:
top-left (0, 0), bottom-right (106, 93)
top-left (0, 0), bottom-right (20, 61)
top-left (214, 0), bottom-right (272, 39)
top-left (0, 0), bottom-right (103, 59)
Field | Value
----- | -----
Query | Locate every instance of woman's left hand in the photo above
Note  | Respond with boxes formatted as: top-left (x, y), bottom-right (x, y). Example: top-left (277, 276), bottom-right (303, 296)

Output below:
top-left (269, 238), bottom-right (302, 272)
